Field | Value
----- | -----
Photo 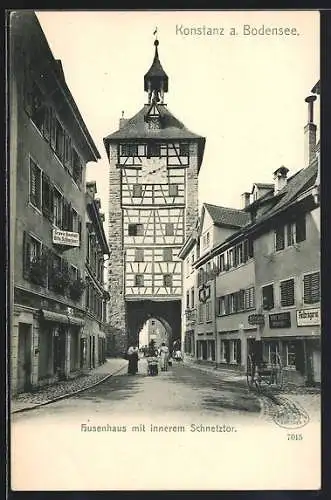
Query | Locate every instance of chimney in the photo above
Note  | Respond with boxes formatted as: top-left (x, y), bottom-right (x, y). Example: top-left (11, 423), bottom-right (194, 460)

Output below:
top-left (273, 166), bottom-right (289, 194)
top-left (240, 192), bottom-right (251, 209)
top-left (119, 110), bottom-right (128, 129)
top-left (304, 95), bottom-right (317, 167)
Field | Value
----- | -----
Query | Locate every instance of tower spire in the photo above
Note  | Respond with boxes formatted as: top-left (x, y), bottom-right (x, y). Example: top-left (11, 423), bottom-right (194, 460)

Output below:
top-left (144, 30), bottom-right (168, 104)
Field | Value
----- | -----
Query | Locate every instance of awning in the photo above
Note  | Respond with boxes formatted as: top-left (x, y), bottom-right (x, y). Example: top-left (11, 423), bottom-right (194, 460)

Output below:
top-left (40, 309), bottom-right (69, 324)
top-left (40, 309), bottom-right (85, 326)
top-left (68, 316), bottom-right (85, 326)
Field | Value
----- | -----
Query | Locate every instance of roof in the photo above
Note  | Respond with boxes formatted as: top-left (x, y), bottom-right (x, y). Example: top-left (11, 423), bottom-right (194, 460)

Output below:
top-left (252, 160), bottom-right (318, 225)
top-left (15, 12), bottom-right (100, 162)
top-left (204, 203), bottom-right (251, 229)
top-left (104, 105), bottom-right (206, 169)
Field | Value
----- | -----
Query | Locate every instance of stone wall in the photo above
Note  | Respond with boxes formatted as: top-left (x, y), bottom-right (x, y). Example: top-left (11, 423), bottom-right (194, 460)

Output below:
top-left (107, 144), bottom-right (127, 355)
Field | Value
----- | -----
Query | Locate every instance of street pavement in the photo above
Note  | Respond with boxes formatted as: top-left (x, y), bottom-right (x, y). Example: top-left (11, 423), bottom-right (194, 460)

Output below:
top-left (11, 358), bottom-right (321, 491)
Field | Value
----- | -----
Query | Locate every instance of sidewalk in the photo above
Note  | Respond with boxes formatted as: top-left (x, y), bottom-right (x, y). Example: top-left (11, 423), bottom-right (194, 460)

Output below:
top-left (183, 358), bottom-right (247, 383)
top-left (184, 358), bottom-right (321, 421)
top-left (11, 358), bottom-right (127, 414)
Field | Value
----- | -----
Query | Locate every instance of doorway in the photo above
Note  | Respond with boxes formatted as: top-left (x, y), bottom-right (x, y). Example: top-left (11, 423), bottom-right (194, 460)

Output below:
top-left (53, 326), bottom-right (66, 378)
top-left (17, 323), bottom-right (32, 393)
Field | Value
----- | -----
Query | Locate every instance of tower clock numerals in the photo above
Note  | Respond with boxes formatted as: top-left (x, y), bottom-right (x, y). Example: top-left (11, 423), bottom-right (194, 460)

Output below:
top-left (141, 157), bottom-right (168, 184)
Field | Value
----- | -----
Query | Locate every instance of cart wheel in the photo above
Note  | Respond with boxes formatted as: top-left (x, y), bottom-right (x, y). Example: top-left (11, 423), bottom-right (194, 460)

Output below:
top-left (246, 354), bottom-right (256, 390)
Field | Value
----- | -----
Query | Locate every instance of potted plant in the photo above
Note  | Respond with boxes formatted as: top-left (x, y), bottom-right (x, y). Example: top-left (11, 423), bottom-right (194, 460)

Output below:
top-left (69, 277), bottom-right (86, 301)
top-left (49, 266), bottom-right (72, 295)
top-left (29, 251), bottom-right (50, 286)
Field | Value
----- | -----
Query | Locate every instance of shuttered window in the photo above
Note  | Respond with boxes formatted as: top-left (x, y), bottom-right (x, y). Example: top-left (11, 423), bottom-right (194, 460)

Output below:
top-left (29, 159), bottom-right (42, 209)
top-left (23, 232), bottom-right (42, 279)
top-left (186, 291), bottom-right (190, 309)
top-left (303, 272), bottom-right (320, 304)
top-left (147, 142), bottom-right (161, 158)
top-left (121, 144), bottom-right (138, 156)
top-left (206, 302), bottom-right (212, 321)
top-left (135, 274), bottom-right (144, 287)
top-left (163, 248), bottom-right (172, 262)
top-left (169, 184), bottom-right (178, 197)
top-left (248, 238), bottom-right (254, 258)
top-left (134, 248), bottom-right (144, 262)
top-left (128, 223), bottom-right (144, 236)
top-left (280, 278), bottom-right (295, 307)
top-left (295, 216), bottom-right (306, 243)
top-left (132, 184), bottom-right (142, 197)
top-left (244, 287), bottom-right (255, 310)
top-left (191, 288), bottom-right (195, 308)
top-left (55, 119), bottom-right (65, 161)
top-left (165, 223), bottom-right (174, 236)
top-left (179, 143), bottom-right (189, 156)
top-left (262, 284), bottom-right (274, 310)
top-left (72, 149), bottom-right (82, 185)
top-left (163, 274), bottom-right (172, 287)
top-left (275, 226), bottom-right (285, 251)
top-left (42, 172), bottom-right (53, 220)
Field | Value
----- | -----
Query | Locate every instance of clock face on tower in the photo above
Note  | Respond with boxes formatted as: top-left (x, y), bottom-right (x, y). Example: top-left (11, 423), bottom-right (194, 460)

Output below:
top-left (141, 157), bottom-right (168, 184)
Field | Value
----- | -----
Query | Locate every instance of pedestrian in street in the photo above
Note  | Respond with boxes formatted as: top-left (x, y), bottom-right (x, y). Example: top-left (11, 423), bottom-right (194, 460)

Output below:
top-left (159, 342), bottom-right (169, 371)
top-left (127, 345), bottom-right (139, 375)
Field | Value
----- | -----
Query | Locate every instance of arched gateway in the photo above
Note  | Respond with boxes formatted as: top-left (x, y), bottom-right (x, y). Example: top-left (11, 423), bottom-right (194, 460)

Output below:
top-left (103, 36), bottom-right (205, 355)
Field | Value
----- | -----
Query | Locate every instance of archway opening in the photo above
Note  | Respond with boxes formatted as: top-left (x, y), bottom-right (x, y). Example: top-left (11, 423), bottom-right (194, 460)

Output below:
top-left (138, 317), bottom-right (172, 351)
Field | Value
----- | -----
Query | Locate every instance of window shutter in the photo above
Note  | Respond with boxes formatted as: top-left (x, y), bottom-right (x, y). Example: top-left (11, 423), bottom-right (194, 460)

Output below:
top-left (50, 108), bottom-right (57, 150)
top-left (234, 246), bottom-right (238, 267)
top-left (242, 240), bottom-right (248, 262)
top-left (304, 272), bottom-right (320, 304)
top-left (67, 204), bottom-right (73, 231)
top-left (225, 295), bottom-right (230, 315)
top-left (78, 216), bottom-right (82, 241)
top-left (42, 106), bottom-right (51, 141)
top-left (62, 200), bottom-right (68, 230)
top-left (23, 231), bottom-right (32, 279)
top-left (248, 238), bottom-right (254, 258)
top-left (24, 61), bottom-right (33, 116)
top-left (42, 172), bottom-right (53, 219)
top-left (296, 216), bottom-right (306, 243)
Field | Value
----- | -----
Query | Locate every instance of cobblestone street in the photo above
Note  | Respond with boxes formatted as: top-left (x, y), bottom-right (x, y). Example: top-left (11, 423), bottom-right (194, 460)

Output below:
top-left (11, 358), bottom-right (320, 490)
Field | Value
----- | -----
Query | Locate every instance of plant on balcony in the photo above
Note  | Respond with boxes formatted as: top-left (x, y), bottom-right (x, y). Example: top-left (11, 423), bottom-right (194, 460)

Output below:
top-left (49, 267), bottom-right (72, 295)
top-left (29, 250), bottom-right (50, 286)
top-left (69, 277), bottom-right (86, 301)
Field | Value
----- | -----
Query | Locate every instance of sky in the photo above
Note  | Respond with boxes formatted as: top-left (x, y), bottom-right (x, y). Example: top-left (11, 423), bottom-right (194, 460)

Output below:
top-left (36, 10), bottom-right (320, 221)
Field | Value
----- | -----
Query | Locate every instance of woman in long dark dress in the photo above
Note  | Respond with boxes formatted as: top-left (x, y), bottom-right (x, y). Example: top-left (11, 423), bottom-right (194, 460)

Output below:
top-left (127, 346), bottom-right (139, 375)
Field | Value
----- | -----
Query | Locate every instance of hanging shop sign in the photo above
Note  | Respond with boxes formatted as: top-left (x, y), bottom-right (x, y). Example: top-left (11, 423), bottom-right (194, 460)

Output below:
top-left (52, 229), bottom-right (80, 247)
top-left (296, 308), bottom-right (320, 327)
top-left (199, 284), bottom-right (211, 303)
top-left (269, 312), bottom-right (291, 329)
top-left (248, 314), bottom-right (265, 326)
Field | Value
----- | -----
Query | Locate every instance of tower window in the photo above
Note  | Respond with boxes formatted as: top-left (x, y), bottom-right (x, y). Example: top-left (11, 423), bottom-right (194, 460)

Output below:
top-left (128, 223), bottom-right (144, 236)
top-left (165, 223), bottom-right (174, 236)
top-left (121, 144), bottom-right (138, 156)
top-left (169, 184), bottom-right (179, 197)
top-left (134, 248), bottom-right (144, 262)
top-left (163, 274), bottom-right (172, 287)
top-left (163, 248), bottom-right (173, 262)
top-left (179, 143), bottom-right (189, 156)
top-left (132, 184), bottom-right (143, 197)
top-left (147, 142), bottom-right (161, 158)
top-left (135, 274), bottom-right (144, 287)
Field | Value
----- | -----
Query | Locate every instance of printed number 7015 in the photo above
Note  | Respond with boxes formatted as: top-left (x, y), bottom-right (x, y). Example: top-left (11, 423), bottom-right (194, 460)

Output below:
top-left (287, 433), bottom-right (303, 440)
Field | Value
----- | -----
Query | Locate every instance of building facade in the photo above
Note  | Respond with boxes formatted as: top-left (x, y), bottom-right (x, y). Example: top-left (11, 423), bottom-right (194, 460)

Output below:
top-left (83, 182), bottom-right (110, 369)
top-left (179, 82), bottom-right (320, 386)
top-left (103, 37), bottom-right (205, 353)
top-left (9, 12), bottom-right (100, 394)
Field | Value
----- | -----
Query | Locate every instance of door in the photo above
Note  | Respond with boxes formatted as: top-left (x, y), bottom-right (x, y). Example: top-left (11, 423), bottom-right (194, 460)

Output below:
top-left (17, 323), bottom-right (32, 393)
top-left (53, 326), bottom-right (66, 377)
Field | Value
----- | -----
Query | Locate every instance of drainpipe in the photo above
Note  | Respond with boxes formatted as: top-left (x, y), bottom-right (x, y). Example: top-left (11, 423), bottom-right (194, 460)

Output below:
top-left (213, 272), bottom-right (218, 369)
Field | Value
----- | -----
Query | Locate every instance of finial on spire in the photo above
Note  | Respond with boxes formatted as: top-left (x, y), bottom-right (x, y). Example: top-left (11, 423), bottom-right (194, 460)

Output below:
top-left (144, 29), bottom-right (168, 104)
